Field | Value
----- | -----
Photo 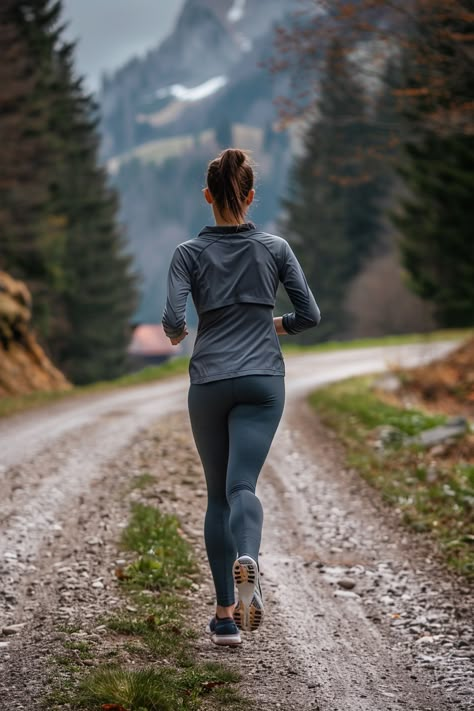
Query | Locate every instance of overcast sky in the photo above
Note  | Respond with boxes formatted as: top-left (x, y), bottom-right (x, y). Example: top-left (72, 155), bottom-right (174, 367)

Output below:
top-left (62, 0), bottom-right (185, 91)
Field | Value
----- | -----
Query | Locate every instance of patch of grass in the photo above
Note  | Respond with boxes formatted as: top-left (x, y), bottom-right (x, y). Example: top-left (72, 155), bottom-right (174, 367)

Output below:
top-left (56, 624), bottom-right (81, 634)
top-left (76, 663), bottom-right (243, 711)
top-left (121, 503), bottom-right (197, 590)
top-left (312, 376), bottom-right (446, 435)
top-left (106, 592), bottom-right (195, 661)
top-left (309, 376), bottom-right (474, 578)
top-left (52, 655), bottom-right (82, 671)
top-left (63, 640), bottom-right (93, 659)
top-left (280, 328), bottom-right (472, 354)
top-left (45, 503), bottom-right (247, 710)
top-left (129, 471), bottom-right (158, 490)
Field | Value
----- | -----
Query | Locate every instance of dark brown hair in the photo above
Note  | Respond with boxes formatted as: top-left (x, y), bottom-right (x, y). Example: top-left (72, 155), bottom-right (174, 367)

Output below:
top-left (206, 148), bottom-right (254, 223)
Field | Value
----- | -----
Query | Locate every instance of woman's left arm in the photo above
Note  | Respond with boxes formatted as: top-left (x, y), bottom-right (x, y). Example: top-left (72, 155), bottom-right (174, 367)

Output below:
top-left (162, 245), bottom-right (192, 345)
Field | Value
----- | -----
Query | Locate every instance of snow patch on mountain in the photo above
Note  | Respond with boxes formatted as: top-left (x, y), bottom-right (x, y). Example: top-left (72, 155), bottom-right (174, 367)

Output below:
top-left (228, 0), bottom-right (247, 23)
top-left (236, 33), bottom-right (252, 52)
top-left (155, 75), bottom-right (228, 102)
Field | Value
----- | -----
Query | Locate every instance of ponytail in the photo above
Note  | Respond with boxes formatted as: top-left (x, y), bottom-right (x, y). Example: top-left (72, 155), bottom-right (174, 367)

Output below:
top-left (207, 148), bottom-right (254, 223)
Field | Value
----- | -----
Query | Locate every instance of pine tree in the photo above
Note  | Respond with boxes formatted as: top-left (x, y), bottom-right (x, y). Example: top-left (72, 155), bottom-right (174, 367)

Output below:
top-left (394, 134), bottom-right (474, 327)
top-left (1, 0), bottom-right (138, 382)
top-left (281, 40), bottom-right (384, 340)
top-left (0, 1), bottom-right (51, 318)
top-left (40, 19), bottom-right (138, 382)
top-left (393, 1), bottom-right (474, 327)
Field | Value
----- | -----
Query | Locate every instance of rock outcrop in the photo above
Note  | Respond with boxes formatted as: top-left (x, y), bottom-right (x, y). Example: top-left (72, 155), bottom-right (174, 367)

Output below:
top-left (0, 271), bottom-right (71, 397)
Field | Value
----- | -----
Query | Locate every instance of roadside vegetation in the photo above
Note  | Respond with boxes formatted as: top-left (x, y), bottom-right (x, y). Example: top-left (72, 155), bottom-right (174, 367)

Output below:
top-left (309, 375), bottom-right (474, 579)
top-left (1, 330), bottom-right (471, 421)
top-left (45, 501), bottom-right (246, 710)
top-left (280, 328), bottom-right (471, 354)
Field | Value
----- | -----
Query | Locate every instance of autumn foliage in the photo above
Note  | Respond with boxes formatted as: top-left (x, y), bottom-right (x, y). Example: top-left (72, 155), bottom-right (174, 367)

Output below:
top-left (270, 0), bottom-right (473, 135)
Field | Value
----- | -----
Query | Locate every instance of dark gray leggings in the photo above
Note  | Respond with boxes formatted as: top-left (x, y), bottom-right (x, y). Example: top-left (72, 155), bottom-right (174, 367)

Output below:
top-left (188, 374), bottom-right (285, 606)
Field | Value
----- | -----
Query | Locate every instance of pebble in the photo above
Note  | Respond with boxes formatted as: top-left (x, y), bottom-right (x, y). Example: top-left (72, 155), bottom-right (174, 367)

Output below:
top-left (337, 578), bottom-right (356, 590)
top-left (2, 624), bottom-right (26, 635)
top-left (415, 635), bottom-right (435, 645)
top-left (334, 590), bottom-right (360, 600)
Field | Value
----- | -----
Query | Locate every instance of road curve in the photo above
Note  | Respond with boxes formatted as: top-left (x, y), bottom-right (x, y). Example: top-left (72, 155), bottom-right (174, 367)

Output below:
top-left (0, 341), bottom-right (454, 471)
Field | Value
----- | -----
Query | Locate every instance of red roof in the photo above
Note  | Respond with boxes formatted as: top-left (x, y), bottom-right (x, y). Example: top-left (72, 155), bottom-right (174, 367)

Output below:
top-left (128, 324), bottom-right (180, 356)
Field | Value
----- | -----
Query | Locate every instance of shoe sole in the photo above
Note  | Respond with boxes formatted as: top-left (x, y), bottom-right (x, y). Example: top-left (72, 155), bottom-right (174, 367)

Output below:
top-left (211, 632), bottom-right (241, 647)
top-left (232, 556), bottom-right (264, 632)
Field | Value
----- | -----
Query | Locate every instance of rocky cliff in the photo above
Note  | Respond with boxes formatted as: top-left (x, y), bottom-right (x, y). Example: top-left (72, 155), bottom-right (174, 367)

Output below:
top-left (0, 272), bottom-right (71, 397)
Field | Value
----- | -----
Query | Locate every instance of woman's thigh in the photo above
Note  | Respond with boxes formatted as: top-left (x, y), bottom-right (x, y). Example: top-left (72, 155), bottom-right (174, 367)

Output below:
top-left (226, 375), bottom-right (285, 495)
top-left (188, 379), bottom-right (234, 498)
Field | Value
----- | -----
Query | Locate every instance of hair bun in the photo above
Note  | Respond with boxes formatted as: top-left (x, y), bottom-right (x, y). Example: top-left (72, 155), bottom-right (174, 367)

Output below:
top-left (220, 148), bottom-right (246, 168)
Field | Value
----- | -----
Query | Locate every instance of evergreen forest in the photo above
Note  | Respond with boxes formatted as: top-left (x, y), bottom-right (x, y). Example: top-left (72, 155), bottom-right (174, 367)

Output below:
top-left (0, 0), bottom-right (137, 384)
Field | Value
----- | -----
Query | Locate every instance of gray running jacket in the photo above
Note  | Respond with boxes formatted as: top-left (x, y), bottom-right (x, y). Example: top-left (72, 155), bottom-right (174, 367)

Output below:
top-left (162, 222), bottom-right (321, 384)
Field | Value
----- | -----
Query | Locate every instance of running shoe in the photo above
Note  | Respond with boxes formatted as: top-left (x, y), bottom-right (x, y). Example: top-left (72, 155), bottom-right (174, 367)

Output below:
top-left (207, 615), bottom-right (241, 647)
top-left (232, 555), bottom-right (264, 632)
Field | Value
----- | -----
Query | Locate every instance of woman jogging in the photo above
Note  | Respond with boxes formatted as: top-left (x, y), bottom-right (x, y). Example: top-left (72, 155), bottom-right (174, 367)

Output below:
top-left (162, 148), bottom-right (320, 647)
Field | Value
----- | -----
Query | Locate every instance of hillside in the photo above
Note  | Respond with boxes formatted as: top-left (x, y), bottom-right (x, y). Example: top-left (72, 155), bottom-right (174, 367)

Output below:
top-left (100, 0), bottom-right (293, 159)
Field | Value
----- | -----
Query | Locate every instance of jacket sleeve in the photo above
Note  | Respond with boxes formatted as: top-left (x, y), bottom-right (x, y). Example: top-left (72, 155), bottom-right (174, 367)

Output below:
top-left (279, 240), bottom-right (321, 335)
top-left (162, 245), bottom-right (192, 339)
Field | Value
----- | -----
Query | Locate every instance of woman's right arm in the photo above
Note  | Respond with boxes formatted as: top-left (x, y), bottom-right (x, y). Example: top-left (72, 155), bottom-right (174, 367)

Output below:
top-left (162, 245), bottom-right (192, 343)
top-left (276, 240), bottom-right (321, 335)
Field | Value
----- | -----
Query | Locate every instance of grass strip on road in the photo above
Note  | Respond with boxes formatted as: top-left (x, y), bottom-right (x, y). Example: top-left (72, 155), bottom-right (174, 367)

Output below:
top-left (309, 376), bottom-right (474, 579)
top-left (46, 502), bottom-right (246, 710)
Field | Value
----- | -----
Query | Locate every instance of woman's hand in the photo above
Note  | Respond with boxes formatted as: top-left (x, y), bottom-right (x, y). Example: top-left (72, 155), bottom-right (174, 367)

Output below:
top-left (170, 326), bottom-right (188, 345)
top-left (273, 317), bottom-right (288, 336)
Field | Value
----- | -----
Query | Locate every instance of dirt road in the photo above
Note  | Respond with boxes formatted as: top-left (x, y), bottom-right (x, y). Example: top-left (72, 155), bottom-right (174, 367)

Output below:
top-left (1, 342), bottom-right (473, 710)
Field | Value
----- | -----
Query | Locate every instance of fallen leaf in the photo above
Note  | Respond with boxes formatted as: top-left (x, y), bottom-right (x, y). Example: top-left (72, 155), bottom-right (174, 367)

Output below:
top-left (102, 704), bottom-right (129, 711)
top-left (114, 567), bottom-right (129, 581)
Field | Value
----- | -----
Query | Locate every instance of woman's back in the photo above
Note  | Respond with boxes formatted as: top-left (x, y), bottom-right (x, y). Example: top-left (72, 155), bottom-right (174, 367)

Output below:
top-left (162, 221), bottom-right (320, 384)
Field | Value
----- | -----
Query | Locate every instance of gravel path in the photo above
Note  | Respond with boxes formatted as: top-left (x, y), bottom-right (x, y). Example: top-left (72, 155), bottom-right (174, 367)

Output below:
top-left (0, 342), bottom-right (472, 710)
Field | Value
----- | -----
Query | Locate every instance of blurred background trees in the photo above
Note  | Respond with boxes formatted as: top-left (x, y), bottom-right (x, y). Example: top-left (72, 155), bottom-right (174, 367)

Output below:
top-left (274, 0), bottom-right (473, 337)
top-left (0, 0), bottom-right (137, 383)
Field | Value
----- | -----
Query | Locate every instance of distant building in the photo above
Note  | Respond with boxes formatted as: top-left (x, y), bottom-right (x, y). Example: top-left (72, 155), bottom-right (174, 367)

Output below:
top-left (128, 323), bottom-right (183, 370)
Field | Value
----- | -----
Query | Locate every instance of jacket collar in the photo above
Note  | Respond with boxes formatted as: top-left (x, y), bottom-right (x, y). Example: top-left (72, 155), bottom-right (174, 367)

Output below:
top-left (198, 221), bottom-right (256, 236)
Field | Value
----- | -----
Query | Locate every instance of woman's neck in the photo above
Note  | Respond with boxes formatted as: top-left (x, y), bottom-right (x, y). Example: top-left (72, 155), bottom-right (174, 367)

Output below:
top-left (215, 219), bottom-right (245, 226)
top-left (213, 207), bottom-right (246, 226)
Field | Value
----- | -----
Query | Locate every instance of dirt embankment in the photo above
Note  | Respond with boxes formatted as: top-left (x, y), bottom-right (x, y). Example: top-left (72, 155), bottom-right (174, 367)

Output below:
top-left (393, 337), bottom-right (474, 418)
top-left (0, 271), bottom-right (71, 397)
